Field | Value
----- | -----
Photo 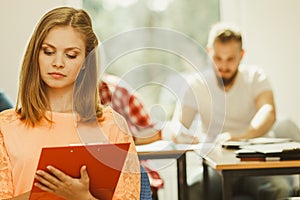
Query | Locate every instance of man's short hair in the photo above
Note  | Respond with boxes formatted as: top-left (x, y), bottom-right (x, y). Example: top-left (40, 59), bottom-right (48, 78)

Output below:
top-left (207, 22), bottom-right (243, 49)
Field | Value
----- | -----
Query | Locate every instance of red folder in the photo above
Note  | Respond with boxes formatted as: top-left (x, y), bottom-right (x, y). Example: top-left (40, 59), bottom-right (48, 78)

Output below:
top-left (29, 143), bottom-right (130, 200)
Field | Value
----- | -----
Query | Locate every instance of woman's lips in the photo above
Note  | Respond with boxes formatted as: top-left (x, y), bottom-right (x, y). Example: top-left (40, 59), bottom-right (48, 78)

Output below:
top-left (48, 72), bottom-right (66, 79)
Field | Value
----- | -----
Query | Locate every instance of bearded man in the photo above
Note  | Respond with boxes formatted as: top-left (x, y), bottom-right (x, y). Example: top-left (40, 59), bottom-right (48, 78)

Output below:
top-left (176, 22), bottom-right (294, 200)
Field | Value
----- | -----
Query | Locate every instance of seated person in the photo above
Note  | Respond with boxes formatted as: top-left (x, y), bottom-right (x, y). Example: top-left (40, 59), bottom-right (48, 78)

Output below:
top-left (174, 22), bottom-right (294, 200)
top-left (99, 74), bottom-right (162, 144)
top-left (99, 74), bottom-right (164, 192)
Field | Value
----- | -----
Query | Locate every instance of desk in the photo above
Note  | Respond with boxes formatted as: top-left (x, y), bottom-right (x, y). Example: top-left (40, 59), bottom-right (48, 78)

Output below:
top-left (138, 150), bottom-right (188, 200)
top-left (201, 145), bottom-right (300, 200)
top-left (136, 140), bottom-right (203, 200)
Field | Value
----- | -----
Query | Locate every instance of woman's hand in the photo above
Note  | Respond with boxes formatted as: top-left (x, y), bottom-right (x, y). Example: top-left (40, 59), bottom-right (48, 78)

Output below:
top-left (34, 165), bottom-right (97, 200)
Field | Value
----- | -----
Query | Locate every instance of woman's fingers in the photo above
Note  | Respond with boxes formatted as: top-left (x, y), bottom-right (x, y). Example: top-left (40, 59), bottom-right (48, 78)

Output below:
top-left (46, 165), bottom-right (71, 182)
top-left (34, 166), bottom-right (71, 192)
top-left (34, 165), bottom-right (92, 199)
top-left (34, 170), bottom-right (57, 192)
top-left (80, 165), bottom-right (90, 185)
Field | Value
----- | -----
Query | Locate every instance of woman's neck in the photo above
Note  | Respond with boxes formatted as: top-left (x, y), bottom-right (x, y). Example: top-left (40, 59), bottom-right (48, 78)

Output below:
top-left (46, 88), bottom-right (74, 113)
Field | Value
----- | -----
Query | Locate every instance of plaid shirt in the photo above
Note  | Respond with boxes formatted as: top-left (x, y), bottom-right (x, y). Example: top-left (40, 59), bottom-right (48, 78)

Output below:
top-left (99, 80), bottom-right (164, 189)
top-left (99, 81), bottom-right (154, 136)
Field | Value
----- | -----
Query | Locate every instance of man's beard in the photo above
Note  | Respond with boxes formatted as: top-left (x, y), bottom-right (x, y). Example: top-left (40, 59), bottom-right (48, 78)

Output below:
top-left (216, 69), bottom-right (238, 88)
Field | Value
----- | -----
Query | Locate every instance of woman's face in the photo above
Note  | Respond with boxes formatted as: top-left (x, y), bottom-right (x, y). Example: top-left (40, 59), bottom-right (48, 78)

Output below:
top-left (39, 26), bottom-right (86, 92)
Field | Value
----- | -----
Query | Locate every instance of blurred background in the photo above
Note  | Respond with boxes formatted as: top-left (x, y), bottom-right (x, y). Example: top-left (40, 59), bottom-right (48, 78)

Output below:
top-left (1, 0), bottom-right (300, 199)
top-left (1, 0), bottom-right (299, 125)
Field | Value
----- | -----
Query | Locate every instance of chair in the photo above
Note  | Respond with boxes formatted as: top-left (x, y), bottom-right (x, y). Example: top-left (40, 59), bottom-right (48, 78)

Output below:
top-left (140, 165), bottom-right (152, 200)
top-left (270, 116), bottom-right (300, 198)
top-left (271, 116), bottom-right (300, 141)
top-left (141, 160), bottom-right (164, 200)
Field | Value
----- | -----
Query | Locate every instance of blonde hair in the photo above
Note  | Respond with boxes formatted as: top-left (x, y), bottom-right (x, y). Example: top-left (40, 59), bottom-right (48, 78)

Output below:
top-left (16, 6), bottom-right (102, 126)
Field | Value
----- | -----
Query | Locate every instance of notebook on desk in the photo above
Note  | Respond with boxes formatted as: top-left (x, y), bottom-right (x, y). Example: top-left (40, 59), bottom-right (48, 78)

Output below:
top-left (236, 142), bottom-right (300, 161)
top-left (222, 137), bottom-right (293, 149)
top-left (29, 143), bottom-right (130, 200)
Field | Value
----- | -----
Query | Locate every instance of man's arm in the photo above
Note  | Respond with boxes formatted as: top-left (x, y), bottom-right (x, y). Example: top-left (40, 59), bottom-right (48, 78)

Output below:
top-left (179, 105), bottom-right (198, 130)
top-left (171, 103), bottom-right (199, 144)
top-left (230, 90), bottom-right (276, 140)
top-left (134, 129), bottom-right (162, 145)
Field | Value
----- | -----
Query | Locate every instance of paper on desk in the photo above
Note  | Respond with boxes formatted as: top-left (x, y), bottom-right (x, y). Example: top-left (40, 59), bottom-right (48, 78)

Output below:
top-left (136, 140), bottom-right (175, 152)
top-left (136, 140), bottom-right (216, 152)
top-left (242, 142), bottom-right (300, 154)
top-left (222, 137), bottom-right (293, 149)
top-left (246, 137), bottom-right (292, 145)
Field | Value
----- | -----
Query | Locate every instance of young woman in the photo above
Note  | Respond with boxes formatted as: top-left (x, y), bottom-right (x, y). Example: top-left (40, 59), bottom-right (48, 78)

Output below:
top-left (0, 7), bottom-right (140, 200)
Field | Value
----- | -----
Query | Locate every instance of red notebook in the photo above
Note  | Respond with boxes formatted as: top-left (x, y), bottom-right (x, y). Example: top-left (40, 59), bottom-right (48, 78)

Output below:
top-left (29, 143), bottom-right (130, 200)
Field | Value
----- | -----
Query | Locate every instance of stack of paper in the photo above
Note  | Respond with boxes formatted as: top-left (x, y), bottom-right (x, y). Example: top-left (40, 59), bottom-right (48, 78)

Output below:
top-left (222, 137), bottom-right (292, 149)
top-left (236, 141), bottom-right (300, 161)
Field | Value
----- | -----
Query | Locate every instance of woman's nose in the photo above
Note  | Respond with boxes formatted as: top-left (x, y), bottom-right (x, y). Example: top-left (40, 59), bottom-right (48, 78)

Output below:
top-left (52, 54), bottom-right (65, 68)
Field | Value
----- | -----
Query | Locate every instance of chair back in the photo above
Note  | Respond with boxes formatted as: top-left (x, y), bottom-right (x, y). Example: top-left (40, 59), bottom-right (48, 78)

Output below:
top-left (140, 164), bottom-right (152, 200)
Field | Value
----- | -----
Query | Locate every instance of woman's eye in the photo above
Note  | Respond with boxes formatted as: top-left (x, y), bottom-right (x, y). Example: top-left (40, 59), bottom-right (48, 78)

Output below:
top-left (43, 50), bottom-right (54, 56)
top-left (66, 54), bottom-right (77, 59)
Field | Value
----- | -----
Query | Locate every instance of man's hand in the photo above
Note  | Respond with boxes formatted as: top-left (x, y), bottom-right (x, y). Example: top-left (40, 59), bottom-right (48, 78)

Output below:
top-left (216, 132), bottom-right (232, 143)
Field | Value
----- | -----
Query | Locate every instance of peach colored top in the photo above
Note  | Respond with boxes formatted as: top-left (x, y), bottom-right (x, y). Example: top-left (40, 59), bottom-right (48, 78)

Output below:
top-left (0, 107), bottom-right (140, 199)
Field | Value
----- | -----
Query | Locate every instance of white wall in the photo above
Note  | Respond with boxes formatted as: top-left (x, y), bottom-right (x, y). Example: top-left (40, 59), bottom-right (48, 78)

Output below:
top-left (0, 0), bottom-right (80, 104)
top-left (220, 0), bottom-right (300, 126)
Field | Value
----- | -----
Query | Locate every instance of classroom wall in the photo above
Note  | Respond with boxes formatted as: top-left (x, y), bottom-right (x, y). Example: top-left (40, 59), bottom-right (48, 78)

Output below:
top-left (220, 0), bottom-right (300, 127)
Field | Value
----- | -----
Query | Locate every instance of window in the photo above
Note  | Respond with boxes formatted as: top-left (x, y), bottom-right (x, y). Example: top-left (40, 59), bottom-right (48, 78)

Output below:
top-left (83, 0), bottom-right (220, 120)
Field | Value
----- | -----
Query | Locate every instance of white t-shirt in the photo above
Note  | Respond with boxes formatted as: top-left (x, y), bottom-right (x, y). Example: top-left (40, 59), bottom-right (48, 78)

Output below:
top-left (181, 64), bottom-right (272, 137)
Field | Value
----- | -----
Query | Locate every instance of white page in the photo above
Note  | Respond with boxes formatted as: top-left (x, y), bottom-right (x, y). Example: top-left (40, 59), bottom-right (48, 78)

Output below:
top-left (246, 137), bottom-right (292, 145)
top-left (136, 140), bottom-right (175, 152)
top-left (242, 142), bottom-right (300, 154)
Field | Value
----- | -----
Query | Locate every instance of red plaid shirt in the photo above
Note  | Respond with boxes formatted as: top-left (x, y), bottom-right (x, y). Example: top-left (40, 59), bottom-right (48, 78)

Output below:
top-left (99, 79), bottom-right (164, 189)
top-left (99, 81), bottom-right (154, 136)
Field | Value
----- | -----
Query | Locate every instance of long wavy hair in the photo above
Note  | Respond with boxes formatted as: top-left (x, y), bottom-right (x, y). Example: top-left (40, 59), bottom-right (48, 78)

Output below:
top-left (16, 6), bottom-right (102, 126)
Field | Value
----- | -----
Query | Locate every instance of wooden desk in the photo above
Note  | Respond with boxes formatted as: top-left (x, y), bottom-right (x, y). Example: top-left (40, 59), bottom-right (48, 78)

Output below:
top-left (200, 145), bottom-right (300, 200)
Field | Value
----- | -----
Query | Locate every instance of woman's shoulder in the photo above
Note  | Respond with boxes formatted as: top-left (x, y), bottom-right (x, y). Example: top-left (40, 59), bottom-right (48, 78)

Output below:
top-left (0, 109), bottom-right (19, 131)
top-left (101, 106), bottom-right (130, 135)
top-left (0, 109), bottom-right (18, 123)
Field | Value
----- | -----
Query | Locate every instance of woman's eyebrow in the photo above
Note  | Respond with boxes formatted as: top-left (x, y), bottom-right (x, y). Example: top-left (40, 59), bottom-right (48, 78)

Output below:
top-left (41, 43), bottom-right (82, 51)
